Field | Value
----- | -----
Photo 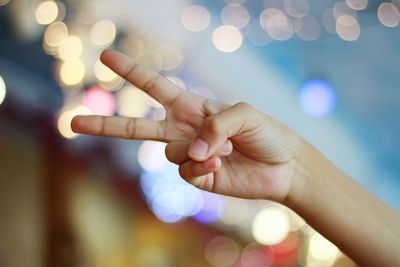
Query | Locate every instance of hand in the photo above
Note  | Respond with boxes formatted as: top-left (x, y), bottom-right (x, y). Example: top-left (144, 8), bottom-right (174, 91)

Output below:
top-left (72, 50), bottom-right (302, 202)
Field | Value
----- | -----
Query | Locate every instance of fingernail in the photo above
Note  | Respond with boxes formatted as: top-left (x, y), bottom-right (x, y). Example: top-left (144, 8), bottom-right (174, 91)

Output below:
top-left (189, 139), bottom-right (209, 159)
top-left (219, 141), bottom-right (231, 153)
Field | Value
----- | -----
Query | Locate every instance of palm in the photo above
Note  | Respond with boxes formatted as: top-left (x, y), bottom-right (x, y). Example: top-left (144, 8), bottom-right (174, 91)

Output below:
top-left (72, 51), bottom-right (298, 201)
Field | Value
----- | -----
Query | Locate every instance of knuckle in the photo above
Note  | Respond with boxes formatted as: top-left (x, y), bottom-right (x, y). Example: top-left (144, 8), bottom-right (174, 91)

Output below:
top-left (236, 101), bottom-right (252, 111)
top-left (205, 116), bottom-right (222, 134)
top-left (126, 119), bottom-right (137, 139)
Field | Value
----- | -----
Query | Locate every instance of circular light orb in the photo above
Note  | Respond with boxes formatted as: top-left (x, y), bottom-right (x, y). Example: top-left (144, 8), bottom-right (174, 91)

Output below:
top-left (378, 2), bottom-right (400, 27)
top-left (0, 75), bottom-right (6, 106)
top-left (260, 8), bottom-right (293, 41)
top-left (247, 19), bottom-right (273, 46)
top-left (138, 141), bottom-right (168, 172)
top-left (205, 236), bottom-right (240, 267)
top-left (309, 233), bottom-right (339, 261)
top-left (241, 243), bottom-right (275, 267)
top-left (295, 15), bottom-right (321, 41)
top-left (58, 35), bottom-right (83, 61)
top-left (156, 43), bottom-right (184, 71)
top-left (0, 0), bottom-right (10, 7)
top-left (181, 5), bottom-right (211, 32)
top-left (192, 192), bottom-right (223, 224)
top-left (221, 4), bottom-right (250, 29)
top-left (336, 15), bottom-right (361, 41)
top-left (94, 59), bottom-right (118, 83)
top-left (212, 25), bottom-right (243, 53)
top-left (116, 86), bottom-right (151, 118)
top-left (252, 207), bottom-right (290, 246)
top-left (35, 1), bottom-right (58, 25)
top-left (299, 79), bottom-right (336, 118)
top-left (59, 59), bottom-right (85, 86)
top-left (57, 105), bottom-right (92, 139)
top-left (345, 0), bottom-right (368, 10)
top-left (118, 36), bottom-right (144, 60)
top-left (81, 86), bottom-right (116, 116)
top-left (90, 20), bottom-right (117, 47)
top-left (284, 0), bottom-right (309, 18)
top-left (333, 1), bottom-right (357, 19)
top-left (44, 21), bottom-right (68, 48)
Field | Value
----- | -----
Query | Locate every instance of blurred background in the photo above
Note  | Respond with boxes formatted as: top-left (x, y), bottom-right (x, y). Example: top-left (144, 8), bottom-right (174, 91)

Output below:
top-left (0, 0), bottom-right (399, 266)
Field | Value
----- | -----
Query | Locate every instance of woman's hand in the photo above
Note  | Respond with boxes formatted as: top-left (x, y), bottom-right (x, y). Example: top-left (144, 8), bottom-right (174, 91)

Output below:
top-left (72, 50), bottom-right (302, 202)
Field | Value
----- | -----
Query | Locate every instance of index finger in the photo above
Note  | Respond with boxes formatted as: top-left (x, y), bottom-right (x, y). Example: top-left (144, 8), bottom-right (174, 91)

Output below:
top-left (101, 50), bottom-right (182, 108)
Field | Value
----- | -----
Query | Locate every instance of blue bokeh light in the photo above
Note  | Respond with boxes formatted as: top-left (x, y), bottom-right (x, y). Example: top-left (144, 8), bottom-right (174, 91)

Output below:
top-left (299, 79), bottom-right (336, 118)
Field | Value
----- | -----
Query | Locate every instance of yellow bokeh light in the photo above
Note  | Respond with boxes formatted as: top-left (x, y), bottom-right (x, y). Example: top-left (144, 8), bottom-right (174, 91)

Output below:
top-left (90, 20), bottom-right (117, 47)
top-left (156, 43), bottom-right (184, 71)
top-left (309, 233), bottom-right (339, 262)
top-left (44, 21), bottom-right (68, 48)
top-left (0, 75), bottom-right (6, 106)
top-left (116, 86), bottom-right (151, 118)
top-left (58, 35), bottom-right (83, 61)
top-left (212, 25), bottom-right (243, 53)
top-left (35, 1), bottom-right (59, 25)
top-left (57, 105), bottom-right (91, 139)
top-left (60, 59), bottom-right (85, 86)
top-left (181, 5), bottom-right (211, 32)
top-left (94, 59), bottom-right (118, 83)
top-left (336, 15), bottom-right (360, 41)
top-left (252, 206), bottom-right (290, 246)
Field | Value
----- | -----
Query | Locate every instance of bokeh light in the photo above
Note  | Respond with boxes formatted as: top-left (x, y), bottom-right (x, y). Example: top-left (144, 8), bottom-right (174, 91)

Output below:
top-left (59, 59), bottom-right (85, 86)
top-left (247, 19), bottom-right (273, 46)
top-left (299, 79), bottom-right (336, 118)
top-left (0, 75), bottom-right (6, 106)
top-left (294, 15), bottom-right (321, 41)
top-left (94, 59), bottom-right (118, 83)
top-left (221, 4), bottom-right (250, 29)
top-left (116, 86), bottom-right (151, 118)
top-left (181, 5), bottom-right (211, 32)
top-left (35, 1), bottom-right (59, 25)
top-left (118, 36), bottom-right (145, 60)
top-left (260, 8), bottom-right (294, 41)
top-left (252, 206), bottom-right (290, 246)
top-left (90, 20), bottom-right (117, 47)
top-left (81, 86), bottom-right (116, 116)
top-left (212, 25), bottom-right (243, 53)
top-left (378, 2), bottom-right (400, 28)
top-left (322, 8), bottom-right (337, 34)
top-left (205, 236), bottom-right (240, 267)
top-left (308, 233), bottom-right (339, 265)
top-left (336, 15), bottom-right (361, 41)
top-left (156, 43), bottom-right (184, 71)
top-left (345, 0), bottom-right (368, 10)
top-left (0, 0), bottom-right (10, 7)
top-left (217, 197), bottom-right (248, 225)
top-left (44, 21), bottom-right (68, 51)
top-left (333, 1), bottom-right (357, 19)
top-left (192, 192), bottom-right (223, 224)
top-left (57, 105), bottom-right (92, 139)
top-left (241, 243), bottom-right (275, 267)
top-left (58, 35), bottom-right (83, 61)
top-left (138, 141), bottom-right (168, 172)
top-left (284, 0), bottom-right (309, 18)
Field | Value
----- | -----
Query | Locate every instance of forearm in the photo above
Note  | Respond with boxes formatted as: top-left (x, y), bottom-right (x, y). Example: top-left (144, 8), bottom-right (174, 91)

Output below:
top-left (285, 140), bottom-right (400, 267)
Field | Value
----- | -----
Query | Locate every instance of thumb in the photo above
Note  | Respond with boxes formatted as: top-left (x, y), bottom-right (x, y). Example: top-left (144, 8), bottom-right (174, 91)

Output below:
top-left (188, 102), bottom-right (263, 161)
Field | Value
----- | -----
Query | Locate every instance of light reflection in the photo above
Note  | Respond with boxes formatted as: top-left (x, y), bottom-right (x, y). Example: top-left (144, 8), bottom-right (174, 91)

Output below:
top-left (0, 75), bottom-right (6, 106)
top-left (378, 2), bottom-right (400, 28)
top-left (35, 1), bottom-right (59, 25)
top-left (221, 4), bottom-right (250, 29)
top-left (252, 206), bottom-right (290, 246)
top-left (181, 5), bottom-right (211, 32)
top-left (90, 20), bottom-right (117, 47)
top-left (205, 236), bottom-right (240, 267)
top-left (212, 25), bottom-right (243, 53)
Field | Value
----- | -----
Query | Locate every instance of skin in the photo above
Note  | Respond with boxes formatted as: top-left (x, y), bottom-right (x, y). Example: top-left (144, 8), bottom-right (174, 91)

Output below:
top-left (72, 50), bottom-right (400, 267)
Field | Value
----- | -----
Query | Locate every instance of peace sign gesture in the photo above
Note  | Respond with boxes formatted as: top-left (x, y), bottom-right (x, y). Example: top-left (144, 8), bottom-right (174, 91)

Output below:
top-left (72, 50), bottom-right (301, 202)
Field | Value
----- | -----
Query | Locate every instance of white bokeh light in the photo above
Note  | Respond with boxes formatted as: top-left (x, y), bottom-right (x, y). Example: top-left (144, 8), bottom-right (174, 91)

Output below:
top-left (181, 5), bottom-right (211, 32)
top-left (221, 4), bottom-right (250, 29)
top-left (336, 15), bottom-right (361, 41)
top-left (212, 25), bottom-right (243, 53)
top-left (378, 2), bottom-right (400, 27)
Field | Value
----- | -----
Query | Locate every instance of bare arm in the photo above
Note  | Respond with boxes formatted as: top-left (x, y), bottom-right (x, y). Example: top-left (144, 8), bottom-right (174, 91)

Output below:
top-left (72, 50), bottom-right (400, 267)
